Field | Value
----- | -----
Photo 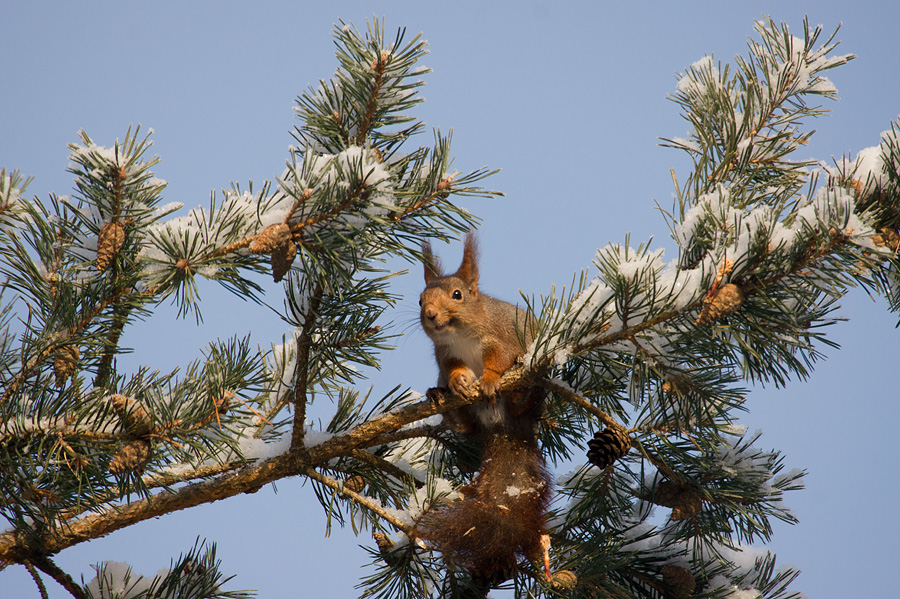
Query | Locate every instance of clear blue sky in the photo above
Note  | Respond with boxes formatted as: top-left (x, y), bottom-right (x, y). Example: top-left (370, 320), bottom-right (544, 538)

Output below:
top-left (2, 2), bottom-right (898, 597)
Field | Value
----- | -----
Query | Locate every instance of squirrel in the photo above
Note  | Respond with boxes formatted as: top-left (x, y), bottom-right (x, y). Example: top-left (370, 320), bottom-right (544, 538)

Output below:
top-left (412, 232), bottom-right (551, 586)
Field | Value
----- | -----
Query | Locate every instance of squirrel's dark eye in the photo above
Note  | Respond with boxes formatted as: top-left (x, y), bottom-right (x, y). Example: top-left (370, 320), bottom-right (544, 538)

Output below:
top-left (452, 289), bottom-right (463, 300)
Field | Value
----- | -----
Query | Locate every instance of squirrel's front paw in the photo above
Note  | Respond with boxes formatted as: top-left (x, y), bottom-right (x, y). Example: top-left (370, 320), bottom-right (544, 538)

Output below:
top-left (481, 371), bottom-right (502, 398)
top-left (426, 387), bottom-right (446, 405)
top-left (448, 372), bottom-right (471, 396)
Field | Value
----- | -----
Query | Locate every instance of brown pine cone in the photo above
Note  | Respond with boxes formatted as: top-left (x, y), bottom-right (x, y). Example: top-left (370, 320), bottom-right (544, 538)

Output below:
top-left (249, 223), bottom-right (292, 254)
top-left (109, 438), bottom-right (152, 475)
top-left (550, 569), bottom-right (578, 592)
top-left (662, 565), bottom-right (696, 599)
top-left (271, 240), bottom-right (297, 282)
top-left (586, 427), bottom-right (631, 468)
top-left (653, 480), bottom-right (702, 521)
top-left (344, 475), bottom-right (366, 494)
top-left (110, 394), bottom-right (151, 436)
top-left (695, 283), bottom-right (744, 325)
top-left (53, 345), bottom-right (80, 386)
top-left (373, 532), bottom-right (403, 566)
top-left (97, 222), bottom-right (125, 273)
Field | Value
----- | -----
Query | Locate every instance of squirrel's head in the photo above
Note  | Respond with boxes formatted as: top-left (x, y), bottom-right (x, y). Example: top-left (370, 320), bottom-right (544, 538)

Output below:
top-left (419, 233), bottom-right (480, 338)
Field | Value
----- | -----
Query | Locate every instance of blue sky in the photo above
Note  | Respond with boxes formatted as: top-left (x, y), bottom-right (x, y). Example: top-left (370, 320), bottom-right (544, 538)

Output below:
top-left (2, 2), bottom-right (898, 597)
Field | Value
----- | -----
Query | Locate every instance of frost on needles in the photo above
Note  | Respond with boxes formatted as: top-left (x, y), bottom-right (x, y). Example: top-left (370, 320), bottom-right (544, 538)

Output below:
top-left (1, 16), bottom-right (899, 599)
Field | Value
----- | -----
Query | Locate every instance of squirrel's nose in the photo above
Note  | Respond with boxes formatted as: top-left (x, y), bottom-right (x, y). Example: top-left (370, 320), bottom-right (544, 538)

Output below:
top-left (424, 305), bottom-right (437, 320)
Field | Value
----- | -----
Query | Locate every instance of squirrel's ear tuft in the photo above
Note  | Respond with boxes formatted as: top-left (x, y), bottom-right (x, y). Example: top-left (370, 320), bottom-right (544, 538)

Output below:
top-left (456, 232), bottom-right (480, 292)
top-left (423, 240), bottom-right (443, 283)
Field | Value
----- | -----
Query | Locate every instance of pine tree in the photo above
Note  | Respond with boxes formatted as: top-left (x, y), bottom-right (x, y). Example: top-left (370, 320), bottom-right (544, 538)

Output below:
top-left (1, 16), bottom-right (898, 599)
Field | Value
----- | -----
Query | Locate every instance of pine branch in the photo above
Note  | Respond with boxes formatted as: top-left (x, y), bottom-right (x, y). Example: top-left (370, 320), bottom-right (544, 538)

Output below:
top-left (0, 282), bottom-right (157, 404)
top-left (355, 49), bottom-right (390, 146)
top-left (388, 178), bottom-right (458, 224)
top-left (0, 453), bottom-right (295, 560)
top-left (54, 460), bottom-right (246, 525)
top-left (0, 389), bottom-right (483, 562)
top-left (304, 388), bottom-right (487, 464)
top-left (2, 17), bottom-right (897, 599)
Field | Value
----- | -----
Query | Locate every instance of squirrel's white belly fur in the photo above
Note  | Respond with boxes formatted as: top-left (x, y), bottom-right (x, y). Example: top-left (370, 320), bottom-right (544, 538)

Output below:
top-left (437, 332), bottom-right (508, 430)
top-left (439, 332), bottom-right (484, 378)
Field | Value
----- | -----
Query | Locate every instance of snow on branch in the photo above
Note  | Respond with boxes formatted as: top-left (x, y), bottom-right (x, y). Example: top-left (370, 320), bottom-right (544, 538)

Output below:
top-left (663, 18), bottom-right (855, 203)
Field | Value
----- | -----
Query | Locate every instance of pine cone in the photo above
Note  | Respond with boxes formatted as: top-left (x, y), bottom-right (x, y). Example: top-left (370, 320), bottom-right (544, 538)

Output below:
top-left (662, 565), bottom-right (696, 599)
top-left (550, 569), bottom-right (578, 592)
top-left (271, 240), bottom-right (297, 282)
top-left (250, 223), bottom-right (298, 282)
top-left (344, 475), bottom-right (366, 494)
top-left (110, 394), bottom-right (151, 436)
top-left (373, 532), bottom-right (403, 566)
top-left (653, 480), bottom-right (702, 521)
top-left (53, 345), bottom-right (80, 386)
top-left (373, 532), bottom-right (393, 554)
top-left (109, 438), bottom-right (152, 475)
top-left (695, 283), bottom-right (744, 325)
top-left (586, 427), bottom-right (631, 469)
top-left (97, 222), bottom-right (125, 273)
top-left (249, 223), bottom-right (292, 254)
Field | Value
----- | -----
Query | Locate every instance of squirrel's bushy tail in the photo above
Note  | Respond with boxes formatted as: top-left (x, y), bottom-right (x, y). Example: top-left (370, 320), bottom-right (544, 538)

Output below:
top-left (414, 432), bottom-right (551, 584)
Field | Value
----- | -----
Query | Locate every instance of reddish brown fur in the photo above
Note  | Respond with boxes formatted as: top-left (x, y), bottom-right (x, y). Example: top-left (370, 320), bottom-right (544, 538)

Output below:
top-left (413, 433), bottom-right (550, 585)
top-left (419, 234), bottom-right (534, 399)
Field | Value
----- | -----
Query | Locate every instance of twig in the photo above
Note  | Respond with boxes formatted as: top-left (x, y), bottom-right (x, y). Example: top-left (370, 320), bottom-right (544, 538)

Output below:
top-left (288, 184), bottom-right (363, 234)
top-left (389, 186), bottom-right (451, 223)
top-left (630, 437), bottom-right (681, 483)
top-left (25, 562), bottom-right (49, 599)
top-left (93, 161), bottom-right (132, 388)
top-left (206, 236), bottom-right (255, 260)
top-left (303, 465), bottom-right (412, 534)
top-left (94, 293), bottom-right (131, 390)
top-left (346, 448), bottom-right (420, 489)
top-left (304, 386), bottom-right (489, 465)
top-left (0, 450), bottom-right (301, 561)
top-left (0, 424), bottom-right (120, 446)
top-left (541, 379), bottom-right (623, 430)
top-left (290, 284), bottom-right (324, 450)
top-left (57, 459), bottom-right (245, 524)
top-left (204, 183), bottom-right (364, 264)
top-left (29, 555), bottom-right (87, 599)
top-left (356, 51), bottom-right (387, 146)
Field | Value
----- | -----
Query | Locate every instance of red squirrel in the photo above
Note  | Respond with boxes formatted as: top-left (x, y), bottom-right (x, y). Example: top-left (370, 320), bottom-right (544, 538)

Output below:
top-left (413, 233), bottom-right (551, 586)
